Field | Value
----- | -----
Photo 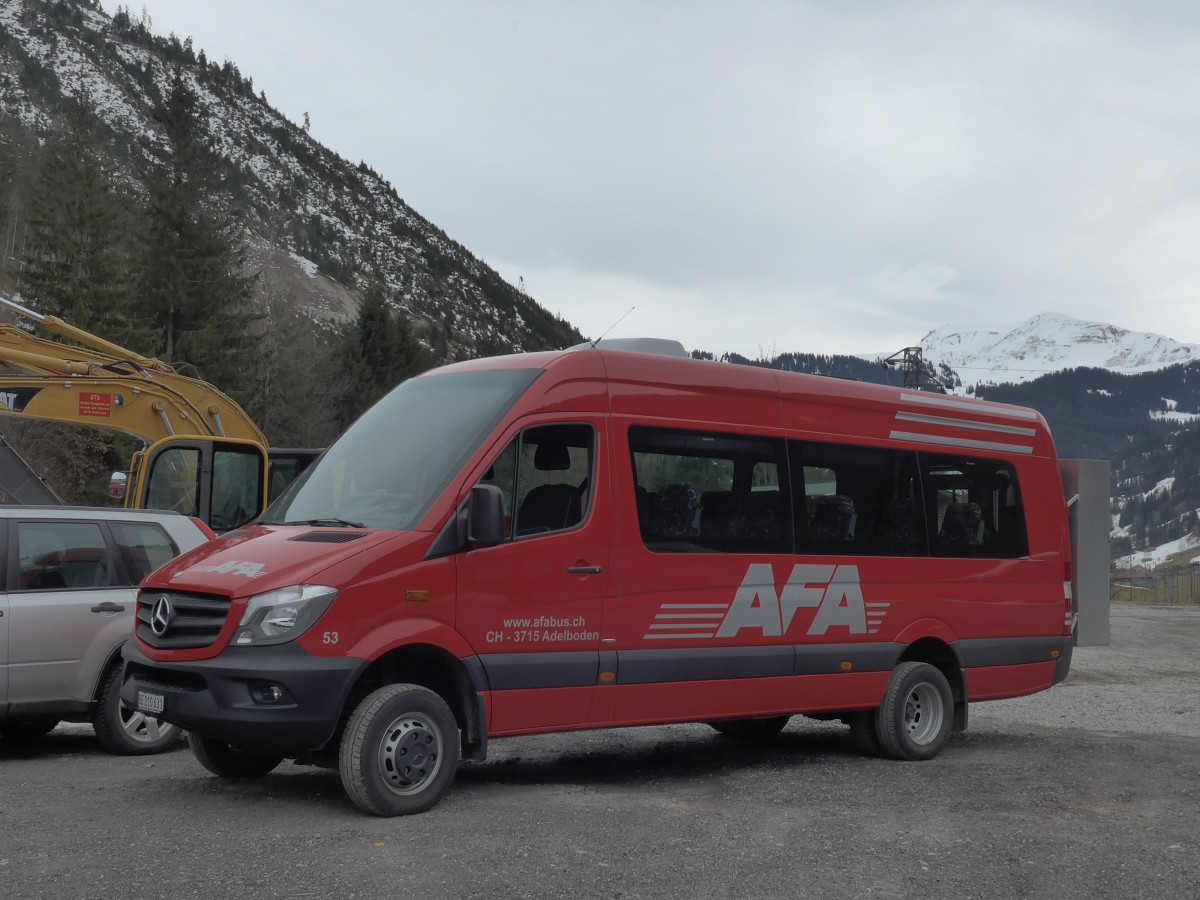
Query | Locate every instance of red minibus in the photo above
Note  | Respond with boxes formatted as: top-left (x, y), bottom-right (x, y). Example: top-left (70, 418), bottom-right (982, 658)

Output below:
top-left (122, 339), bottom-right (1100, 815)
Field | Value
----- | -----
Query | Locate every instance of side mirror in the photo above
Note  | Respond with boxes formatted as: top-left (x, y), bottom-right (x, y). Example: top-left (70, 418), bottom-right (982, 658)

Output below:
top-left (467, 484), bottom-right (504, 547)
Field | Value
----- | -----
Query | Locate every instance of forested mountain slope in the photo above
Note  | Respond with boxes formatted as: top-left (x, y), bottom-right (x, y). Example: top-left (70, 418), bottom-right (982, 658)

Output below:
top-left (0, 0), bottom-right (581, 498)
top-left (0, 0), bottom-right (580, 358)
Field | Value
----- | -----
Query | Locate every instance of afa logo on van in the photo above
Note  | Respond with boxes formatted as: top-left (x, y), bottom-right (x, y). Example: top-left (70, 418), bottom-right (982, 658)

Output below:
top-left (644, 564), bottom-right (890, 641)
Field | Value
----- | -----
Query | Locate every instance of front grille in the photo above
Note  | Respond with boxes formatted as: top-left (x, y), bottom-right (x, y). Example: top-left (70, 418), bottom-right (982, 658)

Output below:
top-left (137, 590), bottom-right (232, 649)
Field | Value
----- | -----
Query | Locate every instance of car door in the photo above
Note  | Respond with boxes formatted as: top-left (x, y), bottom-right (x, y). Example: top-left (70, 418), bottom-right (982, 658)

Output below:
top-left (5, 519), bottom-right (131, 707)
top-left (456, 418), bottom-right (613, 733)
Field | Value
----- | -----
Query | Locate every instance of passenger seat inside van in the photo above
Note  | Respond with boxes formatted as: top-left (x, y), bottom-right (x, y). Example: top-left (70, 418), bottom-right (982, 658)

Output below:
top-left (809, 494), bottom-right (856, 542)
top-left (940, 501), bottom-right (984, 546)
top-left (648, 483), bottom-right (698, 540)
top-left (515, 441), bottom-right (582, 534)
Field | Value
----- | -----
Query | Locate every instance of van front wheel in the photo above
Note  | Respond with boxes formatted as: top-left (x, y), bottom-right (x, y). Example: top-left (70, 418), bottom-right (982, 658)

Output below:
top-left (876, 662), bottom-right (953, 761)
top-left (190, 735), bottom-right (283, 777)
top-left (339, 684), bottom-right (460, 816)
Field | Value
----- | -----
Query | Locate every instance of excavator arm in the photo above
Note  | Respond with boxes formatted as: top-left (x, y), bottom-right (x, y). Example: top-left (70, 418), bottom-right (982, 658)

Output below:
top-left (0, 295), bottom-right (300, 530)
top-left (0, 374), bottom-right (228, 441)
top-left (0, 297), bottom-right (267, 444)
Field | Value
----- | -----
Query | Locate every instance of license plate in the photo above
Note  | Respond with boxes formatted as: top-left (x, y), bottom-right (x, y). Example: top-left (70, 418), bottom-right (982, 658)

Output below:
top-left (137, 690), bottom-right (165, 715)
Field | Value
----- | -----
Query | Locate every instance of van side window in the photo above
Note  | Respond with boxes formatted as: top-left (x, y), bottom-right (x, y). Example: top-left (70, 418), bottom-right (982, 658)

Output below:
top-left (16, 521), bottom-right (110, 591)
top-left (110, 522), bottom-right (179, 584)
top-left (629, 427), bottom-right (790, 553)
top-left (477, 423), bottom-right (595, 540)
top-left (924, 455), bottom-right (1029, 558)
top-left (791, 441), bottom-right (925, 557)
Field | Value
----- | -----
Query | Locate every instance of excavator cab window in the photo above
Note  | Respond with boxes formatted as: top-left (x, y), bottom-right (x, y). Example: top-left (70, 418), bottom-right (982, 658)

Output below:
top-left (211, 449), bottom-right (262, 531)
top-left (145, 448), bottom-right (201, 517)
top-left (140, 439), bottom-right (266, 532)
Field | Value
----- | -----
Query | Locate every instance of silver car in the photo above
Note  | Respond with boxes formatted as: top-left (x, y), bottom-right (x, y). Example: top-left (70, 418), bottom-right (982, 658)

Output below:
top-left (0, 506), bottom-right (212, 754)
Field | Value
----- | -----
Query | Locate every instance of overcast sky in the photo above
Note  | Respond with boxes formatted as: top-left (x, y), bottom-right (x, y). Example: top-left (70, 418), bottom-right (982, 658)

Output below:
top-left (123, 1), bottom-right (1200, 357)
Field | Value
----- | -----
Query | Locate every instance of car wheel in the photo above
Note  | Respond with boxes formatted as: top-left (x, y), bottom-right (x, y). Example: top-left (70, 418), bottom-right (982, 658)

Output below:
top-left (340, 684), bottom-right (460, 816)
top-left (190, 734), bottom-right (283, 778)
top-left (93, 665), bottom-right (181, 755)
top-left (876, 662), bottom-right (954, 761)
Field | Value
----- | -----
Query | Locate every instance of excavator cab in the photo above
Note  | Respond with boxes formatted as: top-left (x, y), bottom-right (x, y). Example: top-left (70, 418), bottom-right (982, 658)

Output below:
top-left (129, 437), bottom-right (268, 532)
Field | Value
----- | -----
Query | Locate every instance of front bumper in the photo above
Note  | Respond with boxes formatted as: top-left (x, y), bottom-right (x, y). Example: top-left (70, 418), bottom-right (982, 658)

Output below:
top-left (121, 642), bottom-right (365, 753)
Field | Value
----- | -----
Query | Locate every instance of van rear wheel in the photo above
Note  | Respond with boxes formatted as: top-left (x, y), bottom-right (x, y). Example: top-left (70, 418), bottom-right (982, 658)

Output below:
top-left (847, 711), bottom-right (884, 757)
top-left (339, 684), bottom-right (460, 817)
top-left (876, 662), bottom-right (953, 761)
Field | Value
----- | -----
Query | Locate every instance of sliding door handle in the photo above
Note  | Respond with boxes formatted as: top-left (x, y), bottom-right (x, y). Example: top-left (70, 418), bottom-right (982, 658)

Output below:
top-left (567, 565), bottom-right (603, 575)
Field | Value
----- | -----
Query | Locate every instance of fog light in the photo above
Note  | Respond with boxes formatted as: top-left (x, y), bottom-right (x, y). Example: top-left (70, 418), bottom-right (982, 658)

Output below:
top-left (251, 684), bottom-right (287, 704)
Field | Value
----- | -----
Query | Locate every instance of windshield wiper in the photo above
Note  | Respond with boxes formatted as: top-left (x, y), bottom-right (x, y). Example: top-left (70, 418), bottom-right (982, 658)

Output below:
top-left (280, 517), bottom-right (367, 528)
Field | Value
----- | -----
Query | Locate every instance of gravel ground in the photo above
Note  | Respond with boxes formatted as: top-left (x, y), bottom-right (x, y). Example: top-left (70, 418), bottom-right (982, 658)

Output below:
top-left (1, 603), bottom-right (1197, 900)
top-left (973, 604), bottom-right (1200, 738)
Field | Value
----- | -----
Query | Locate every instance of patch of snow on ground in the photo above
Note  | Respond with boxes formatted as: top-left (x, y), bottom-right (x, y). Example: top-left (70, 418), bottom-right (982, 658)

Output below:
top-left (289, 252), bottom-right (319, 278)
top-left (1114, 529), bottom-right (1200, 569)
top-left (1151, 410), bottom-right (1200, 423)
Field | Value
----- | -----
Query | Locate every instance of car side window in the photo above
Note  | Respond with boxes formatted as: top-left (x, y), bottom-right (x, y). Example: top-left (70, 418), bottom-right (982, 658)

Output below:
top-left (474, 423), bottom-right (595, 541)
top-left (16, 521), bottom-right (110, 591)
top-left (109, 522), bottom-right (180, 585)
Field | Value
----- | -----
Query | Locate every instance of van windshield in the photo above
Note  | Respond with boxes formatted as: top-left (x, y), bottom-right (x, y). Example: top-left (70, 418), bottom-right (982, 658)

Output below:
top-left (263, 368), bottom-right (541, 531)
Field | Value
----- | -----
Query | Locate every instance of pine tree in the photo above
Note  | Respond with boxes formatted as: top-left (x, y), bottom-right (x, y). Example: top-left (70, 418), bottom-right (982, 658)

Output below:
top-left (334, 280), bottom-right (432, 431)
top-left (7, 96), bottom-right (148, 503)
top-left (19, 93), bottom-right (147, 342)
top-left (245, 290), bottom-right (340, 448)
top-left (139, 69), bottom-right (257, 397)
top-left (0, 118), bottom-right (37, 283)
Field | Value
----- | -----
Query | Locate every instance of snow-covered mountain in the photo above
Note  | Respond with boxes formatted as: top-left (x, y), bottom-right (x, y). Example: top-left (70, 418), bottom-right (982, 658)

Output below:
top-left (919, 312), bottom-right (1200, 389)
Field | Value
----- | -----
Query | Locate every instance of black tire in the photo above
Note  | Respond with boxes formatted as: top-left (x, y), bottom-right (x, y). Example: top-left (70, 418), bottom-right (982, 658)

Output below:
top-left (339, 684), bottom-right (460, 816)
top-left (709, 715), bottom-right (792, 740)
top-left (875, 662), bottom-right (954, 761)
top-left (190, 734), bottom-right (283, 778)
top-left (847, 711), bottom-right (885, 757)
top-left (93, 665), bottom-right (182, 756)
top-left (0, 717), bottom-right (58, 744)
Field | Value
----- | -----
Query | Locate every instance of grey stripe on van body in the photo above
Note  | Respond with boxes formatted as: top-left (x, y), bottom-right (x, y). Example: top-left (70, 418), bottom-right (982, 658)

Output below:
top-left (889, 430), bottom-right (1035, 455)
top-left (479, 636), bottom-right (1066, 691)
top-left (480, 643), bottom-right (905, 689)
top-left (479, 651), bottom-right (600, 690)
top-left (953, 636), bottom-right (1068, 668)
top-left (616, 643), bottom-right (907, 684)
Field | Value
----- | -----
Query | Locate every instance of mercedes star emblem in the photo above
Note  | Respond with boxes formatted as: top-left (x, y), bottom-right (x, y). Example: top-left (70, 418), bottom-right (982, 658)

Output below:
top-left (150, 596), bottom-right (173, 636)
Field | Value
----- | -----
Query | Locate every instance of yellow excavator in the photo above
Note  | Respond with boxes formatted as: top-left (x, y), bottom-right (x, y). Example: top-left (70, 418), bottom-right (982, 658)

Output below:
top-left (0, 295), bottom-right (320, 530)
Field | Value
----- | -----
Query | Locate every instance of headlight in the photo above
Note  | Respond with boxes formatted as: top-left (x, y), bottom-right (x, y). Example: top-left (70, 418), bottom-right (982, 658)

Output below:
top-left (234, 585), bottom-right (338, 646)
